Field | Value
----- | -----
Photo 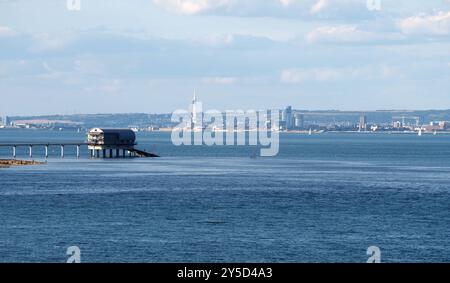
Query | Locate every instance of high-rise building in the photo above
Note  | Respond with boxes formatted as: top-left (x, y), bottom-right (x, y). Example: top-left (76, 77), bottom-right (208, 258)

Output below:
top-left (393, 121), bottom-right (402, 128)
top-left (359, 113), bottom-right (367, 131)
top-left (283, 106), bottom-right (293, 130)
top-left (191, 90), bottom-right (197, 127)
top-left (190, 89), bottom-right (203, 130)
top-left (2, 115), bottom-right (9, 127)
top-left (294, 113), bottom-right (304, 129)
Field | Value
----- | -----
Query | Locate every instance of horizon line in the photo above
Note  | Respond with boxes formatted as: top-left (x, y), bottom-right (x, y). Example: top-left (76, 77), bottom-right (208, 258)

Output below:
top-left (4, 109), bottom-right (450, 117)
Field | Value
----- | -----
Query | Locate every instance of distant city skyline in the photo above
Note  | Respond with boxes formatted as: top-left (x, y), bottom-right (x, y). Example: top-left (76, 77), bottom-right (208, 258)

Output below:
top-left (1, 0), bottom-right (450, 115)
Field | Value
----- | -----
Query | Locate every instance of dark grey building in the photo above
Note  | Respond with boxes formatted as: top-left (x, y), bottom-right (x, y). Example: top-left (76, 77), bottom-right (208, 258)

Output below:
top-left (87, 128), bottom-right (136, 157)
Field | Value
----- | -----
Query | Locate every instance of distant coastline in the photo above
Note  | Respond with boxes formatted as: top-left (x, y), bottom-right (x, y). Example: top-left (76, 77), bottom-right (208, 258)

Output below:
top-left (3, 127), bottom-right (450, 135)
top-left (2, 109), bottom-right (450, 134)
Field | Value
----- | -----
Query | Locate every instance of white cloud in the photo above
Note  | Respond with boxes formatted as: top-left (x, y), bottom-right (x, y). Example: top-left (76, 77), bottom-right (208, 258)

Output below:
top-left (278, 0), bottom-right (296, 7)
top-left (152, 0), bottom-right (232, 15)
top-left (0, 26), bottom-right (15, 37)
top-left (306, 25), bottom-right (376, 43)
top-left (399, 11), bottom-right (450, 36)
top-left (306, 25), bottom-right (402, 44)
top-left (0, 60), bottom-right (27, 78)
top-left (29, 33), bottom-right (75, 52)
top-left (42, 61), bottom-right (53, 73)
top-left (280, 65), bottom-right (400, 83)
top-left (74, 56), bottom-right (105, 75)
top-left (281, 68), bottom-right (343, 83)
top-left (193, 34), bottom-right (234, 47)
top-left (85, 79), bottom-right (122, 93)
top-left (202, 76), bottom-right (237, 84)
top-left (310, 0), bottom-right (329, 15)
top-left (152, 0), bottom-right (370, 20)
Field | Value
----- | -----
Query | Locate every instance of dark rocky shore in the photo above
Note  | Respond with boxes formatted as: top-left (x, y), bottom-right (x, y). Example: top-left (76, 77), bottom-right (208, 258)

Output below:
top-left (0, 159), bottom-right (45, 168)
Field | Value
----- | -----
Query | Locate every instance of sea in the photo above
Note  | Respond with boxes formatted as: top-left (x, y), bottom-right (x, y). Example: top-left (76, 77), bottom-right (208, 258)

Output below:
top-left (0, 129), bottom-right (449, 263)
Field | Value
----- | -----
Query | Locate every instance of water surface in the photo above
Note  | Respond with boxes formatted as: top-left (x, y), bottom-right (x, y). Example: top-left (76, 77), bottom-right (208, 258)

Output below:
top-left (0, 129), bottom-right (449, 262)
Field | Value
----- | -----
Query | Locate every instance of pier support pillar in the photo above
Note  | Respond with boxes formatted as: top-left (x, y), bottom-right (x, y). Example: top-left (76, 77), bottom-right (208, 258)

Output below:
top-left (122, 149), bottom-right (126, 158)
top-left (45, 145), bottom-right (48, 159)
top-left (116, 149), bottom-right (120, 158)
top-left (102, 149), bottom-right (106, 158)
top-left (29, 145), bottom-right (33, 158)
top-left (109, 149), bottom-right (113, 158)
top-left (12, 146), bottom-right (16, 159)
top-left (76, 145), bottom-right (80, 158)
top-left (61, 145), bottom-right (64, 158)
top-left (96, 150), bottom-right (100, 158)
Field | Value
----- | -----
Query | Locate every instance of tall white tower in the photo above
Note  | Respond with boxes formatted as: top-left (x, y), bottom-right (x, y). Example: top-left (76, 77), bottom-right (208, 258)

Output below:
top-left (189, 89), bottom-right (203, 131)
top-left (191, 89), bottom-right (197, 126)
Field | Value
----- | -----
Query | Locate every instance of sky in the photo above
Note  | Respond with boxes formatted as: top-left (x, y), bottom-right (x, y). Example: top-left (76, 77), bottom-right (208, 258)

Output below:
top-left (0, 0), bottom-right (450, 115)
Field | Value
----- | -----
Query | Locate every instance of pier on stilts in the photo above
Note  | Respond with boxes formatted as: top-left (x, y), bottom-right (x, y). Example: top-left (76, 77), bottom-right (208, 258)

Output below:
top-left (0, 142), bottom-right (85, 159)
top-left (0, 128), bottom-right (159, 159)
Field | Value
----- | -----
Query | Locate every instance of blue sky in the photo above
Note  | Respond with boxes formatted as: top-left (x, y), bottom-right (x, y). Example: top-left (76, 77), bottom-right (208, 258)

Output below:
top-left (0, 0), bottom-right (450, 115)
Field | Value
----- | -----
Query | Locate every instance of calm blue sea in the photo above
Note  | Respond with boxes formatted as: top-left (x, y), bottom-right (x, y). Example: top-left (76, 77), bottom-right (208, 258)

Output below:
top-left (0, 129), bottom-right (449, 262)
